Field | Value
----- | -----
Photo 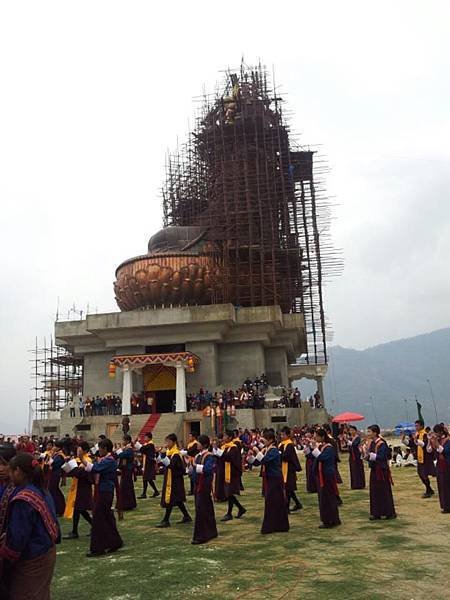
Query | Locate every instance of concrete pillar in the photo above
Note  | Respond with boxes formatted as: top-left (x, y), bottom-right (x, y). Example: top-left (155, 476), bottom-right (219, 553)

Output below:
top-left (122, 366), bottom-right (132, 415)
top-left (316, 376), bottom-right (324, 406)
top-left (175, 364), bottom-right (187, 413)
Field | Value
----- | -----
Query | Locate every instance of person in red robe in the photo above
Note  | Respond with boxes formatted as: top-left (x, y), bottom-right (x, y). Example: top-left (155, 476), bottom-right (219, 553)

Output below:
top-left (278, 426), bottom-right (302, 512)
top-left (156, 434), bottom-right (192, 528)
top-left (214, 430), bottom-right (246, 521)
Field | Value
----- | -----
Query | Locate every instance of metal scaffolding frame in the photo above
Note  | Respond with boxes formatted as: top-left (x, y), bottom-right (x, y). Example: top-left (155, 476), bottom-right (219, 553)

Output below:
top-left (162, 62), bottom-right (340, 365)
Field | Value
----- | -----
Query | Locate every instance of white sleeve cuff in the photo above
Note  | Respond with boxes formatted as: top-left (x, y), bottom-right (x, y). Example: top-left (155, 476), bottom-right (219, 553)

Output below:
top-left (369, 452), bottom-right (377, 461)
top-left (85, 462), bottom-right (94, 472)
top-left (216, 449), bottom-right (224, 457)
top-left (135, 442), bottom-right (142, 451)
top-left (161, 456), bottom-right (170, 467)
top-left (90, 446), bottom-right (97, 454)
top-left (116, 448), bottom-right (123, 455)
top-left (437, 446), bottom-right (444, 454)
top-left (256, 451), bottom-right (264, 462)
top-left (417, 440), bottom-right (425, 447)
top-left (195, 464), bottom-right (204, 473)
top-left (180, 450), bottom-right (188, 456)
top-left (258, 442), bottom-right (265, 449)
top-left (312, 448), bottom-right (321, 458)
top-left (303, 447), bottom-right (311, 455)
top-left (61, 462), bottom-right (72, 474)
top-left (247, 455), bottom-right (255, 464)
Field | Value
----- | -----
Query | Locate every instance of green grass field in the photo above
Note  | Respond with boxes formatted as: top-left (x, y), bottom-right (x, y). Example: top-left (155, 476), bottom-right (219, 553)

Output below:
top-left (53, 462), bottom-right (449, 600)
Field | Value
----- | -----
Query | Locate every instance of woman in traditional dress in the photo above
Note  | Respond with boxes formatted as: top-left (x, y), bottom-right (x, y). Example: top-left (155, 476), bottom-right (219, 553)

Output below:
top-left (312, 428), bottom-right (341, 529)
top-left (346, 425), bottom-right (366, 489)
top-left (429, 424), bottom-right (450, 513)
top-left (62, 441), bottom-right (93, 539)
top-left (191, 435), bottom-right (218, 544)
top-left (279, 426), bottom-right (302, 512)
top-left (186, 433), bottom-right (200, 496)
top-left (47, 440), bottom-right (66, 517)
top-left (136, 432), bottom-right (159, 499)
top-left (253, 429), bottom-right (289, 534)
top-left (365, 424), bottom-right (396, 520)
top-left (0, 452), bottom-right (60, 600)
top-left (82, 438), bottom-right (123, 557)
top-left (156, 433), bottom-right (192, 528)
top-left (214, 430), bottom-right (246, 521)
top-left (116, 435), bottom-right (137, 511)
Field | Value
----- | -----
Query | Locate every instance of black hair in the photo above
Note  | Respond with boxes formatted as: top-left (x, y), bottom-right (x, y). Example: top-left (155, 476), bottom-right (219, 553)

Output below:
top-left (198, 435), bottom-right (210, 448)
top-left (415, 419), bottom-right (424, 428)
top-left (224, 429), bottom-right (234, 439)
top-left (281, 426), bottom-right (291, 436)
top-left (9, 453), bottom-right (45, 489)
top-left (263, 429), bottom-right (276, 442)
top-left (233, 429), bottom-right (239, 437)
top-left (53, 440), bottom-right (64, 449)
top-left (123, 435), bottom-right (132, 444)
top-left (433, 424), bottom-right (449, 436)
top-left (315, 428), bottom-right (329, 441)
top-left (0, 444), bottom-right (16, 464)
top-left (98, 434), bottom-right (106, 440)
top-left (144, 432), bottom-right (153, 439)
top-left (166, 433), bottom-right (178, 444)
top-left (98, 438), bottom-right (113, 453)
top-left (368, 424), bottom-right (380, 435)
top-left (79, 441), bottom-right (90, 453)
top-left (349, 425), bottom-right (357, 432)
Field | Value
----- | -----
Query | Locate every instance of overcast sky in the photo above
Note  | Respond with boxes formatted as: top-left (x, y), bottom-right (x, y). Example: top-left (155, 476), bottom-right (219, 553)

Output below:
top-left (1, 1), bottom-right (449, 431)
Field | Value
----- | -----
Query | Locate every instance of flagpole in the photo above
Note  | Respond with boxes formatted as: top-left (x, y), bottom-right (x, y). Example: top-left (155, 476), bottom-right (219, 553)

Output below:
top-left (426, 379), bottom-right (439, 423)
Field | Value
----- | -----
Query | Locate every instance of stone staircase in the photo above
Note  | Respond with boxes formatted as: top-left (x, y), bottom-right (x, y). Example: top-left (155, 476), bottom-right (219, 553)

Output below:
top-left (110, 412), bottom-right (183, 447)
top-left (150, 413), bottom-right (184, 447)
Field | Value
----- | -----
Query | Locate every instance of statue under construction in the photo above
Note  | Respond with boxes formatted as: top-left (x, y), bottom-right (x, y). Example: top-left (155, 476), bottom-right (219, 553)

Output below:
top-left (33, 63), bottom-right (336, 441)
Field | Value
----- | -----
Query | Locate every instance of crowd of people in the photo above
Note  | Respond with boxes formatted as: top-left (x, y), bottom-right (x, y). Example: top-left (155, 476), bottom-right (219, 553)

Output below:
top-left (64, 375), bottom-right (324, 418)
top-left (1, 418), bottom-right (449, 598)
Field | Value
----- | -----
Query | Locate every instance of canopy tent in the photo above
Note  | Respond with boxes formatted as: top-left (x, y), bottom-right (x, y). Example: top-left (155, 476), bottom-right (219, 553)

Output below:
top-left (394, 422), bottom-right (415, 435)
top-left (332, 411), bottom-right (365, 423)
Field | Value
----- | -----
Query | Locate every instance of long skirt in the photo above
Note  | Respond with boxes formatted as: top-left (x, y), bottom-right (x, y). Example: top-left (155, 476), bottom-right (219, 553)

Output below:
top-left (91, 491), bottom-right (123, 554)
top-left (261, 476), bottom-right (290, 534)
top-left (120, 470), bottom-right (137, 511)
top-left (48, 484), bottom-right (66, 517)
top-left (369, 469), bottom-right (396, 518)
top-left (437, 468), bottom-right (450, 512)
top-left (317, 476), bottom-right (340, 526)
top-left (193, 491), bottom-right (218, 543)
top-left (305, 459), bottom-right (317, 493)
top-left (349, 457), bottom-right (366, 489)
top-left (8, 545), bottom-right (56, 600)
top-left (214, 461), bottom-right (226, 502)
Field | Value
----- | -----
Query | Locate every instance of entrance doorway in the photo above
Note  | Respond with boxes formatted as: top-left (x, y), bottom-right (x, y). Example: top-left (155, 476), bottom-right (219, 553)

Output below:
top-left (143, 365), bottom-right (176, 414)
top-left (190, 421), bottom-right (201, 436)
top-left (155, 390), bottom-right (175, 413)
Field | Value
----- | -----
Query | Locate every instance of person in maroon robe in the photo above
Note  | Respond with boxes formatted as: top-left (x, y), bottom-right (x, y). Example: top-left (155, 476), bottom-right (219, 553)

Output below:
top-left (191, 435), bottom-right (218, 544)
top-left (365, 424), bottom-right (396, 520)
top-left (62, 441), bottom-right (93, 539)
top-left (279, 426), bottom-right (302, 512)
top-left (312, 428), bottom-right (341, 529)
top-left (137, 432), bottom-right (159, 499)
top-left (346, 426), bottom-right (366, 489)
top-left (213, 434), bottom-right (226, 502)
top-left (116, 436), bottom-right (137, 511)
top-left (156, 434), bottom-right (192, 528)
top-left (403, 420), bottom-right (436, 498)
top-left (48, 440), bottom-right (67, 517)
top-left (429, 424), bottom-right (450, 513)
top-left (82, 438), bottom-right (123, 557)
top-left (303, 430), bottom-right (317, 493)
top-left (252, 429), bottom-right (289, 534)
top-left (215, 430), bottom-right (246, 521)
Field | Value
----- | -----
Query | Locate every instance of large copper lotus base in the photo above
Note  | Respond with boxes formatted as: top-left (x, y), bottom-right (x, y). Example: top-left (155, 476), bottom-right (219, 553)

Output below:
top-left (114, 253), bottom-right (221, 311)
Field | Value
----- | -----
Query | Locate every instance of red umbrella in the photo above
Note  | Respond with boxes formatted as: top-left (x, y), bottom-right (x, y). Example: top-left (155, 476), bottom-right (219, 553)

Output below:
top-left (332, 411), bottom-right (365, 423)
